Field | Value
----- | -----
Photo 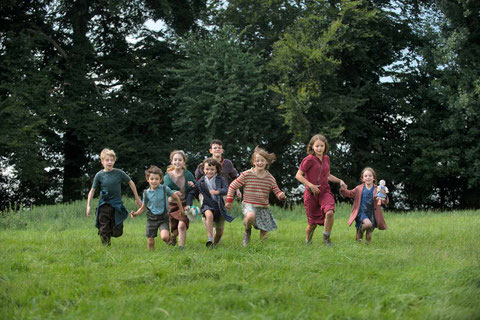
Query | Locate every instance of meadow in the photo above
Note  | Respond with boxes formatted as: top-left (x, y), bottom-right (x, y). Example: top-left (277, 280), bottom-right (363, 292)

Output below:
top-left (1, 200), bottom-right (479, 320)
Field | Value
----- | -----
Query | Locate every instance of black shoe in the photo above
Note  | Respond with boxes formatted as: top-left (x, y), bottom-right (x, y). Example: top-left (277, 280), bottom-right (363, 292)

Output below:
top-left (206, 240), bottom-right (213, 247)
top-left (323, 234), bottom-right (332, 246)
top-left (101, 236), bottom-right (111, 246)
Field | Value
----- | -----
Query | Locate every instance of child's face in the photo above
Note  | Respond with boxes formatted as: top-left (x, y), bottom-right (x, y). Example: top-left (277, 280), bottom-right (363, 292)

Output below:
top-left (362, 170), bottom-right (374, 186)
top-left (312, 140), bottom-right (326, 156)
top-left (203, 164), bottom-right (217, 179)
top-left (147, 173), bottom-right (162, 189)
top-left (171, 153), bottom-right (185, 169)
top-left (209, 144), bottom-right (224, 158)
top-left (254, 154), bottom-right (267, 170)
top-left (101, 155), bottom-right (115, 171)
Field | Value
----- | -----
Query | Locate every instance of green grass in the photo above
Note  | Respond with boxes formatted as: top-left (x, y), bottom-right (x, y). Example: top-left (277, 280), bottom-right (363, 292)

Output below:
top-left (1, 200), bottom-right (480, 319)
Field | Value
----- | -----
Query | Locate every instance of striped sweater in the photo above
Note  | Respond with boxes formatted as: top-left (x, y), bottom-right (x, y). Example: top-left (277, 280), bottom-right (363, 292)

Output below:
top-left (226, 169), bottom-right (283, 207)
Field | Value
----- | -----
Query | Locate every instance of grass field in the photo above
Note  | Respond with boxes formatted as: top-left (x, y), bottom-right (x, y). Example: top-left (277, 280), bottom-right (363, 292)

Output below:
top-left (1, 200), bottom-right (480, 319)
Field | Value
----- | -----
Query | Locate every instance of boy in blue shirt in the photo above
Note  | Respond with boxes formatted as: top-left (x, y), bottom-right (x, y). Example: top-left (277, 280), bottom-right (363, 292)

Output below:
top-left (130, 166), bottom-right (185, 250)
top-left (86, 148), bottom-right (142, 246)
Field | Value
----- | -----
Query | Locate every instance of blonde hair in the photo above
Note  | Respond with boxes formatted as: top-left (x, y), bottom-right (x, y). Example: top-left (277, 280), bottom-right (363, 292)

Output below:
top-left (307, 134), bottom-right (329, 155)
top-left (167, 150), bottom-right (187, 172)
top-left (360, 167), bottom-right (377, 184)
top-left (100, 148), bottom-right (116, 160)
top-left (250, 146), bottom-right (276, 169)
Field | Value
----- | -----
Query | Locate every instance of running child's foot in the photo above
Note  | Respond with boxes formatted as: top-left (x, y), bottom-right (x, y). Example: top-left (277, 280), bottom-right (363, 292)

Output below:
top-left (101, 236), bottom-right (111, 246)
top-left (356, 229), bottom-right (363, 242)
top-left (168, 237), bottom-right (177, 246)
top-left (323, 233), bottom-right (332, 246)
top-left (242, 228), bottom-right (252, 247)
top-left (206, 240), bottom-right (214, 247)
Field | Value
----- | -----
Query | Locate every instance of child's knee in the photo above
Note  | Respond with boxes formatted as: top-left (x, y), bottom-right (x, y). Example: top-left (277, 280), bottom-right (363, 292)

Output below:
top-left (204, 211), bottom-right (214, 221)
top-left (178, 222), bottom-right (186, 232)
top-left (245, 211), bottom-right (255, 221)
top-left (326, 210), bottom-right (334, 218)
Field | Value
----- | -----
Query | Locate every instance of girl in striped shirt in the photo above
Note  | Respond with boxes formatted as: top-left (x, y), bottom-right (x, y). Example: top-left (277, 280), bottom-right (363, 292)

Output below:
top-left (226, 147), bottom-right (286, 246)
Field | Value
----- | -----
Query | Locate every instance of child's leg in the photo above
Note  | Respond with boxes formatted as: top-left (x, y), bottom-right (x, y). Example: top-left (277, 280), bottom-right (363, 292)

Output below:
top-left (160, 229), bottom-right (170, 244)
top-left (365, 229), bottom-right (373, 244)
top-left (260, 230), bottom-right (268, 240)
top-left (178, 221), bottom-right (187, 247)
top-left (356, 228), bottom-right (364, 242)
top-left (361, 218), bottom-right (373, 244)
top-left (214, 227), bottom-right (224, 244)
top-left (147, 237), bottom-right (155, 250)
top-left (98, 205), bottom-right (115, 246)
top-left (306, 224), bottom-right (317, 243)
top-left (242, 211), bottom-right (255, 247)
top-left (204, 210), bottom-right (214, 240)
top-left (324, 210), bottom-right (334, 233)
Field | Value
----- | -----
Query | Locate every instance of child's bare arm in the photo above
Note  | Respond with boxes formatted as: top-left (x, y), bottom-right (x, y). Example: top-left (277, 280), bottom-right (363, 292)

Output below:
top-left (128, 180), bottom-right (142, 208)
top-left (130, 203), bottom-right (146, 218)
top-left (328, 173), bottom-right (347, 189)
top-left (295, 169), bottom-right (320, 195)
top-left (86, 188), bottom-right (95, 218)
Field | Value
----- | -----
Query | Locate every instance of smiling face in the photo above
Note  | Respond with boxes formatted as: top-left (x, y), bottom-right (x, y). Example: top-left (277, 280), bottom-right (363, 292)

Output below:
top-left (312, 140), bottom-right (326, 157)
top-left (254, 153), bottom-right (267, 170)
top-left (203, 163), bottom-right (217, 179)
top-left (101, 155), bottom-right (115, 171)
top-left (147, 173), bottom-right (162, 189)
top-left (171, 153), bottom-right (185, 170)
top-left (362, 169), bottom-right (375, 187)
top-left (209, 143), bottom-right (224, 159)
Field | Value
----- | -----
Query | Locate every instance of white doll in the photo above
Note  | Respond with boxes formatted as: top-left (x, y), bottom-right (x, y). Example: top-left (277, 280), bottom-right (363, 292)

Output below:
top-left (375, 180), bottom-right (389, 205)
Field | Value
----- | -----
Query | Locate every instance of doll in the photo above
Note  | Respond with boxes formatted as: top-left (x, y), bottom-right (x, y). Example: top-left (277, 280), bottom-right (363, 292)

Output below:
top-left (375, 180), bottom-right (389, 205)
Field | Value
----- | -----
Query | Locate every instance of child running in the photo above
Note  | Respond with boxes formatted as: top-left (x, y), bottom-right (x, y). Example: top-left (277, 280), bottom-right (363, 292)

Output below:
top-left (340, 167), bottom-right (388, 244)
top-left (295, 134), bottom-right (347, 245)
top-left (186, 158), bottom-right (235, 247)
top-left (86, 148), bottom-right (142, 246)
top-left (130, 166), bottom-right (184, 250)
top-left (226, 146), bottom-right (286, 247)
top-left (164, 150), bottom-right (196, 249)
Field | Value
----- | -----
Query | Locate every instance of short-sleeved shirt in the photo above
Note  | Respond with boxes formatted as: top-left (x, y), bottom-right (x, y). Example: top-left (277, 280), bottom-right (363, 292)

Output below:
top-left (92, 169), bottom-right (131, 201)
top-left (299, 154), bottom-right (331, 193)
top-left (143, 185), bottom-right (175, 215)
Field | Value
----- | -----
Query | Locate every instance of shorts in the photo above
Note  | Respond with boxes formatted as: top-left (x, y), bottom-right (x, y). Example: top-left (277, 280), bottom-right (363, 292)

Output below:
top-left (146, 210), bottom-right (170, 238)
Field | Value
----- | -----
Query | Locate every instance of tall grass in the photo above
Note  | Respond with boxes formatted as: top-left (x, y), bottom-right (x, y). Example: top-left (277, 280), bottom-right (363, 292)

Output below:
top-left (1, 200), bottom-right (479, 319)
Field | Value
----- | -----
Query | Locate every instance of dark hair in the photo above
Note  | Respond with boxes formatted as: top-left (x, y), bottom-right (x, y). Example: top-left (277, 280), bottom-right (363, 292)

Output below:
top-left (201, 157), bottom-right (223, 175)
top-left (210, 139), bottom-right (223, 147)
top-left (145, 165), bottom-right (164, 180)
top-left (307, 134), bottom-right (329, 155)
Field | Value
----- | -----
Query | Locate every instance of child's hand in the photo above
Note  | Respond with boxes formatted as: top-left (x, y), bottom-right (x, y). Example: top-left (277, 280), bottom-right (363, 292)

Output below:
top-left (340, 180), bottom-right (347, 189)
top-left (130, 211), bottom-right (136, 219)
top-left (86, 206), bottom-right (91, 218)
top-left (279, 192), bottom-right (286, 201)
top-left (184, 206), bottom-right (190, 211)
top-left (225, 202), bottom-right (232, 210)
top-left (179, 208), bottom-right (185, 217)
top-left (236, 189), bottom-right (242, 199)
top-left (210, 190), bottom-right (220, 195)
top-left (309, 184), bottom-right (321, 195)
top-left (187, 181), bottom-right (195, 187)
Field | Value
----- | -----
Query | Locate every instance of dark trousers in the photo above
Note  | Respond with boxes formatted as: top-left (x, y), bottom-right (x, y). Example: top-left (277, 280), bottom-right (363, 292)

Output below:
top-left (97, 204), bottom-right (123, 244)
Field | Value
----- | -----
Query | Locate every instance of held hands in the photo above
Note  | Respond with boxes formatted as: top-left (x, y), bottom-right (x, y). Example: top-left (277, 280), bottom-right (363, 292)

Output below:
top-left (130, 211), bottom-right (137, 219)
top-left (187, 181), bottom-right (195, 187)
top-left (339, 180), bottom-right (347, 189)
top-left (279, 192), bottom-right (287, 201)
top-left (225, 202), bottom-right (232, 211)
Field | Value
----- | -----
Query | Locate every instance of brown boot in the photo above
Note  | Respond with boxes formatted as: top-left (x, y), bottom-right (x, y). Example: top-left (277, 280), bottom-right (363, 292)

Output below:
top-left (356, 229), bottom-right (363, 242)
top-left (242, 228), bottom-right (252, 247)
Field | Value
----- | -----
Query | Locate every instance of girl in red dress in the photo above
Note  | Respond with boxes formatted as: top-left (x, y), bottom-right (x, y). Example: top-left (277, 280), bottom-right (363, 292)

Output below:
top-left (295, 134), bottom-right (347, 245)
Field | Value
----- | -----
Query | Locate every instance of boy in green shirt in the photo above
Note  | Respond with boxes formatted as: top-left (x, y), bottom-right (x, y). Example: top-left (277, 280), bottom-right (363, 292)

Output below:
top-left (86, 148), bottom-right (142, 245)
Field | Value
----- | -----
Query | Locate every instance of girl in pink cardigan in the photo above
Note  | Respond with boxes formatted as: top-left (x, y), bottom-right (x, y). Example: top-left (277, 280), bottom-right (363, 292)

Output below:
top-left (340, 167), bottom-right (388, 244)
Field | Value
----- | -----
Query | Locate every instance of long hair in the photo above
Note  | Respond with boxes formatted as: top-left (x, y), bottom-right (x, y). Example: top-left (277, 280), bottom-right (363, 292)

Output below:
top-left (166, 150), bottom-right (187, 172)
top-left (250, 146), bottom-right (276, 169)
top-left (307, 134), bottom-right (329, 155)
